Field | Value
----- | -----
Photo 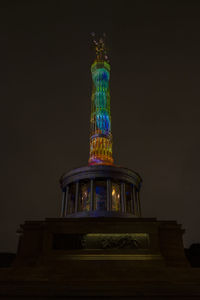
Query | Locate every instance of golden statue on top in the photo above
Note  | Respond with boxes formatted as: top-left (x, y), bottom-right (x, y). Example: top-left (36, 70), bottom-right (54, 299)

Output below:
top-left (91, 32), bottom-right (109, 62)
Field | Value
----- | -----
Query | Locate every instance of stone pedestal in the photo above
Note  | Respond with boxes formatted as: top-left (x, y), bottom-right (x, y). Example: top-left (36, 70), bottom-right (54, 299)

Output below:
top-left (14, 217), bottom-right (188, 269)
top-left (1, 217), bottom-right (200, 299)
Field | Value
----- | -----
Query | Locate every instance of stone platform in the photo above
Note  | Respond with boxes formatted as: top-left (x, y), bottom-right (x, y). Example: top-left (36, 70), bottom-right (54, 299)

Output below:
top-left (0, 217), bottom-right (200, 299)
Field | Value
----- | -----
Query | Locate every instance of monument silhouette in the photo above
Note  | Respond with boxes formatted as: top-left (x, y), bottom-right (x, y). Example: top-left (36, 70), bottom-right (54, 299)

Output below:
top-left (0, 35), bottom-right (200, 299)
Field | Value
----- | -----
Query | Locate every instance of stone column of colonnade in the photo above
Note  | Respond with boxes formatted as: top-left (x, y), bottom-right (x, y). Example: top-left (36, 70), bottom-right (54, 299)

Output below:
top-left (61, 180), bottom-right (141, 217)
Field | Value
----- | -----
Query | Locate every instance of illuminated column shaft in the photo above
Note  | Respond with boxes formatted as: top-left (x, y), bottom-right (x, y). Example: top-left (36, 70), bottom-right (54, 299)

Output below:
top-left (89, 61), bottom-right (114, 165)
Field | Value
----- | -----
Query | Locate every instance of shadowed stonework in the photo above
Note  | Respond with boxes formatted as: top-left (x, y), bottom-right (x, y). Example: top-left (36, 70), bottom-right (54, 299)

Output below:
top-left (1, 218), bottom-right (200, 298)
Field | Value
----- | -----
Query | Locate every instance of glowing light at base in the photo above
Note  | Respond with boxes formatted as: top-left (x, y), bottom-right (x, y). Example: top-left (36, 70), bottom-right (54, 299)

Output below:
top-left (89, 35), bottom-right (114, 166)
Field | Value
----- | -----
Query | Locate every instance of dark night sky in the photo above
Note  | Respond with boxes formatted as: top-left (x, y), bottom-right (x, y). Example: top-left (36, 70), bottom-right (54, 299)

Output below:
top-left (1, 1), bottom-right (200, 252)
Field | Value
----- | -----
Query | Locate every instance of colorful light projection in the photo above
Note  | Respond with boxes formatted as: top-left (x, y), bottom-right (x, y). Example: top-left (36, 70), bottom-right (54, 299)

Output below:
top-left (89, 35), bottom-right (114, 165)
